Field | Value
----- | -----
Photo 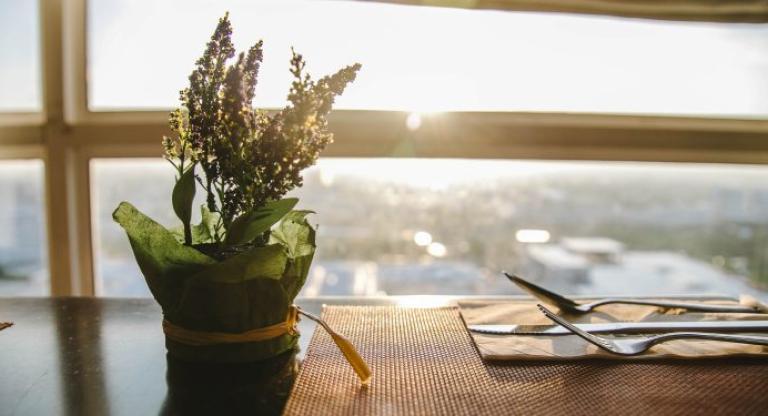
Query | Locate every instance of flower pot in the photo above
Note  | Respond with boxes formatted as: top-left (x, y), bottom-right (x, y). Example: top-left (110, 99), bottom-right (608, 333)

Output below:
top-left (163, 348), bottom-right (298, 415)
top-left (160, 276), bottom-right (304, 363)
top-left (114, 203), bottom-right (314, 363)
top-left (114, 200), bottom-right (371, 385)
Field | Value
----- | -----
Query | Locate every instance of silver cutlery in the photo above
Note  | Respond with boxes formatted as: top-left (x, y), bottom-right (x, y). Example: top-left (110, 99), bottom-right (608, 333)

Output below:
top-left (468, 320), bottom-right (768, 335)
top-left (537, 304), bottom-right (768, 356)
top-left (505, 272), bottom-right (760, 314)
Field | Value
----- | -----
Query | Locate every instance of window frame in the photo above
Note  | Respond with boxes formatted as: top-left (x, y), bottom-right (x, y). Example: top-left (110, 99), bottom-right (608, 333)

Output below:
top-left (0, 0), bottom-right (767, 295)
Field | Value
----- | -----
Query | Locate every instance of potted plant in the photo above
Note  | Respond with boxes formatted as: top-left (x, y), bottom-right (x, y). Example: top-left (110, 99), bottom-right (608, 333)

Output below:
top-left (113, 13), bottom-right (368, 383)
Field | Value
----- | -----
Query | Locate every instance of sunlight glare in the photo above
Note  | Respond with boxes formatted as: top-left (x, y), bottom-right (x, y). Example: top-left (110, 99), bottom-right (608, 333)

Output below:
top-left (413, 231), bottom-right (433, 246)
top-left (427, 242), bottom-right (447, 257)
top-left (406, 112), bottom-right (422, 131)
top-left (319, 168), bottom-right (335, 186)
top-left (516, 229), bottom-right (551, 244)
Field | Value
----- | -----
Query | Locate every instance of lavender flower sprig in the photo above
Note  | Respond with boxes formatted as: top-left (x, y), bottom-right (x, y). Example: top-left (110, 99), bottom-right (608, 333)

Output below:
top-left (162, 13), bottom-right (360, 252)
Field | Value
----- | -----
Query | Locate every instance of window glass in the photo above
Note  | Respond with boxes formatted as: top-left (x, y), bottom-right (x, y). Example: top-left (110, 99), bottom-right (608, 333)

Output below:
top-left (91, 160), bottom-right (178, 296)
top-left (0, 160), bottom-right (49, 296)
top-left (87, 0), bottom-right (768, 117)
top-left (92, 158), bottom-right (768, 300)
top-left (0, 0), bottom-right (41, 112)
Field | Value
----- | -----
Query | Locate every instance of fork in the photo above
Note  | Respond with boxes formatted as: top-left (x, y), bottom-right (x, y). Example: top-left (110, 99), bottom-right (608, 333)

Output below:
top-left (505, 272), bottom-right (760, 314)
top-left (537, 304), bottom-right (768, 355)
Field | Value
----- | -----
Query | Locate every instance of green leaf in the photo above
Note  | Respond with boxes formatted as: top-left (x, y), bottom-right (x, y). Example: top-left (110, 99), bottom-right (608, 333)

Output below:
top-left (225, 198), bottom-right (299, 246)
top-left (187, 243), bottom-right (288, 283)
top-left (281, 250), bottom-right (315, 301)
top-left (112, 202), bottom-right (215, 310)
top-left (269, 210), bottom-right (316, 258)
top-left (198, 204), bottom-right (218, 239)
top-left (168, 206), bottom-right (219, 244)
top-left (270, 210), bottom-right (316, 299)
top-left (191, 204), bottom-right (218, 243)
top-left (172, 166), bottom-right (197, 243)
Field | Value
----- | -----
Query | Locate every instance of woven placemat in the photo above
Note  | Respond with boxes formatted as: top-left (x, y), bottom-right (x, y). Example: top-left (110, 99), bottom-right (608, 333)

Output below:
top-left (459, 299), bottom-right (768, 360)
top-left (284, 306), bottom-right (768, 415)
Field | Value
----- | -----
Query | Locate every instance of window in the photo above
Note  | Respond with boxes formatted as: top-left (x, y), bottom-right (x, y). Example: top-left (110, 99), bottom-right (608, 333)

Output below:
top-left (0, 0), bottom-right (41, 112)
top-left (87, 0), bottom-right (768, 117)
top-left (0, 160), bottom-right (48, 296)
top-left (1, 1), bottom-right (766, 297)
top-left (92, 158), bottom-right (768, 299)
top-left (91, 159), bottom-right (180, 296)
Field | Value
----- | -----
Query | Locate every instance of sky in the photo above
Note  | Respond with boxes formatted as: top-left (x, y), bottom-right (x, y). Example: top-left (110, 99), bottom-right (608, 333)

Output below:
top-left (1, 0), bottom-right (768, 116)
top-left (86, 0), bottom-right (768, 116)
top-left (0, 0), bottom-right (40, 112)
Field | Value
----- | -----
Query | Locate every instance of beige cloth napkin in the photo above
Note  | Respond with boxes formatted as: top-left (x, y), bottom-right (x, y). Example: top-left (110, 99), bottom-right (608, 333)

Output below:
top-left (459, 296), bottom-right (768, 361)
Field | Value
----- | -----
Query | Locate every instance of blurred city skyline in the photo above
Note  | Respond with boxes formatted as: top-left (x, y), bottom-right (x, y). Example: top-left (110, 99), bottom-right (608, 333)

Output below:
top-left (81, 158), bottom-right (768, 300)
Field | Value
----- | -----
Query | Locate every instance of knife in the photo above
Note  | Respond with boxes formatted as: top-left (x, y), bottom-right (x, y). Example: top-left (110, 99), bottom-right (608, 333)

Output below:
top-left (468, 320), bottom-right (768, 335)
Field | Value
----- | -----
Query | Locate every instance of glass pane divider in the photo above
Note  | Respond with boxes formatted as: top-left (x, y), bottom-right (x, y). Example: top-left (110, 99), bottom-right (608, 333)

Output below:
top-left (0, 113), bottom-right (45, 127)
top-left (0, 126), bottom-right (43, 146)
top-left (40, 0), bottom-right (95, 296)
top-left (0, 144), bottom-right (44, 159)
top-left (45, 113), bottom-right (768, 163)
top-left (66, 108), bottom-right (768, 133)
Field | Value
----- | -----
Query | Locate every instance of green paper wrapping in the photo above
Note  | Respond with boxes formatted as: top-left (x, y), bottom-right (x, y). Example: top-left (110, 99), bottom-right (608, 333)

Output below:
top-left (113, 202), bottom-right (316, 362)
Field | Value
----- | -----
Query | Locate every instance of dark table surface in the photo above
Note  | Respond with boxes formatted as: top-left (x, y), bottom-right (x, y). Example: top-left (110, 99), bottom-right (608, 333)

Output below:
top-left (2, 296), bottom-right (767, 416)
top-left (0, 296), bottom-right (459, 416)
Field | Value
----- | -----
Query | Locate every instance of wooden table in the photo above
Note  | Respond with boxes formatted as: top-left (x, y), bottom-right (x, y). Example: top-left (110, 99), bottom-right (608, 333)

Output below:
top-left (0, 297), bottom-right (443, 415)
top-left (1, 297), bottom-right (767, 415)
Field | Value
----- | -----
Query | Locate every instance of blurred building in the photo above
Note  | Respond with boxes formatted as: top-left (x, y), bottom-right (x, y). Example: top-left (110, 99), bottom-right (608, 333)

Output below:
top-left (520, 237), bottom-right (765, 299)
